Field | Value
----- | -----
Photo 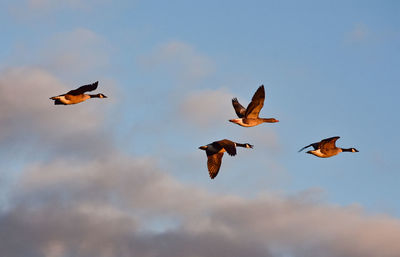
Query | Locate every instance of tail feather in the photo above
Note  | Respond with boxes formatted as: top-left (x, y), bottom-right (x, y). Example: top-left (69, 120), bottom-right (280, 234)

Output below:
top-left (53, 99), bottom-right (66, 105)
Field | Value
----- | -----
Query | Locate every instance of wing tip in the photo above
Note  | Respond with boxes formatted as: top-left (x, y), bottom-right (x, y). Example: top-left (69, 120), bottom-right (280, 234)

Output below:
top-left (298, 145), bottom-right (309, 152)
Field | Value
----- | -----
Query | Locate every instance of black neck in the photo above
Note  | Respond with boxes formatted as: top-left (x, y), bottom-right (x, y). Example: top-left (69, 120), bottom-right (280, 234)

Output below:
top-left (236, 143), bottom-right (247, 148)
top-left (341, 148), bottom-right (353, 152)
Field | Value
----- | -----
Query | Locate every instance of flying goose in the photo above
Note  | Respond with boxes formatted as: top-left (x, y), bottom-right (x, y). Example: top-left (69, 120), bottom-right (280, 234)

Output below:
top-left (50, 81), bottom-right (107, 105)
top-left (229, 85), bottom-right (279, 127)
top-left (199, 139), bottom-right (253, 179)
top-left (299, 136), bottom-right (359, 158)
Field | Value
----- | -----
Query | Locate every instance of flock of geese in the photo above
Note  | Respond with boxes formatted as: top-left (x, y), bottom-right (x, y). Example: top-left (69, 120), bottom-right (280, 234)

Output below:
top-left (50, 82), bottom-right (359, 179)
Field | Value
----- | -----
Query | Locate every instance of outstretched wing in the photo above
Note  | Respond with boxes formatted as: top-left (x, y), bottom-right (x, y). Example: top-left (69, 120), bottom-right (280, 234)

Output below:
top-left (207, 152), bottom-right (224, 179)
top-left (298, 142), bottom-right (320, 152)
top-left (245, 85), bottom-right (265, 119)
top-left (232, 98), bottom-right (246, 118)
top-left (215, 139), bottom-right (237, 156)
top-left (67, 81), bottom-right (99, 96)
top-left (320, 136), bottom-right (340, 151)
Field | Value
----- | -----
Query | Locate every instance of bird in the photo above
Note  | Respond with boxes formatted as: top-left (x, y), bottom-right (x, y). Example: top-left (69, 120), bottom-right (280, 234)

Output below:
top-left (199, 139), bottom-right (253, 179)
top-left (229, 85), bottom-right (279, 127)
top-left (298, 136), bottom-right (359, 158)
top-left (49, 81), bottom-right (107, 105)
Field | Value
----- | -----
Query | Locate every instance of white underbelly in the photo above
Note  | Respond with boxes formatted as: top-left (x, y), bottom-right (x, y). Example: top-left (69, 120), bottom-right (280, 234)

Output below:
top-left (56, 96), bottom-right (73, 104)
top-left (232, 119), bottom-right (253, 127)
top-left (311, 149), bottom-right (326, 157)
top-left (310, 149), bottom-right (338, 158)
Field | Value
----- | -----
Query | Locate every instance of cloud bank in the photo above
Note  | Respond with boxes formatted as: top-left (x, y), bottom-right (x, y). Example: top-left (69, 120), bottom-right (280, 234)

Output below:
top-left (1, 151), bottom-right (400, 257)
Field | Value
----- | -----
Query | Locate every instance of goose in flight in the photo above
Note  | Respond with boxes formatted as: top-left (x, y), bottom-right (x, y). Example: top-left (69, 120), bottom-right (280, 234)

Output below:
top-left (299, 136), bottom-right (359, 158)
top-left (199, 139), bottom-right (253, 179)
top-left (229, 85), bottom-right (279, 127)
top-left (50, 81), bottom-right (107, 105)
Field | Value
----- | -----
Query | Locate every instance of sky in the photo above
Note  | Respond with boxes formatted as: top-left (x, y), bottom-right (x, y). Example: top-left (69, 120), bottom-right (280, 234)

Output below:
top-left (0, 0), bottom-right (399, 256)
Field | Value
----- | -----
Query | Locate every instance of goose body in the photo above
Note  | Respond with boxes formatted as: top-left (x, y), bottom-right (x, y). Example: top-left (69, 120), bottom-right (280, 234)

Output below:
top-left (199, 139), bottom-right (253, 179)
top-left (229, 85), bottom-right (279, 127)
top-left (299, 136), bottom-right (358, 158)
top-left (50, 81), bottom-right (107, 105)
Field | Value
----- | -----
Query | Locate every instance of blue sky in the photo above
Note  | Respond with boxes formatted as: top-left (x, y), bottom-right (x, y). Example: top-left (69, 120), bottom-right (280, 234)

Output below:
top-left (1, 1), bottom-right (400, 256)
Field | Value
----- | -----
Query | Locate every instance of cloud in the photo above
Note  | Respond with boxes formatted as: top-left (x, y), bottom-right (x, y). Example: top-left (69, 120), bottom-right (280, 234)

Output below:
top-left (138, 41), bottom-right (215, 83)
top-left (0, 206), bottom-right (272, 257)
top-left (27, 0), bottom-right (83, 9)
top-left (45, 28), bottom-right (110, 72)
top-left (9, 0), bottom-right (109, 16)
top-left (178, 88), bottom-right (234, 128)
top-left (39, 28), bottom-right (111, 76)
top-left (241, 127), bottom-right (281, 152)
top-left (1, 151), bottom-right (400, 257)
top-left (3, 154), bottom-right (272, 257)
top-left (5, 28), bottom-right (110, 79)
top-left (348, 23), bottom-right (370, 42)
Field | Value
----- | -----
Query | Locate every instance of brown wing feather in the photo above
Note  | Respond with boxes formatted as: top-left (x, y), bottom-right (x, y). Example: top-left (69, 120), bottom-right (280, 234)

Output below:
top-left (319, 136), bottom-right (340, 152)
top-left (215, 139), bottom-right (237, 156)
top-left (207, 152), bottom-right (224, 179)
top-left (67, 81), bottom-right (99, 96)
top-left (245, 85), bottom-right (265, 119)
top-left (232, 98), bottom-right (246, 118)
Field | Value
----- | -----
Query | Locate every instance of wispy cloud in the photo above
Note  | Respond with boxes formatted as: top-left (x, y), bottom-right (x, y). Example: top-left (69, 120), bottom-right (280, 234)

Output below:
top-left (27, 0), bottom-right (83, 9)
top-left (6, 28), bottom-right (111, 80)
top-left (138, 41), bottom-right (215, 84)
top-left (348, 23), bottom-right (370, 42)
top-left (41, 28), bottom-right (111, 76)
top-left (9, 0), bottom-right (109, 17)
top-left (178, 88), bottom-right (234, 128)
